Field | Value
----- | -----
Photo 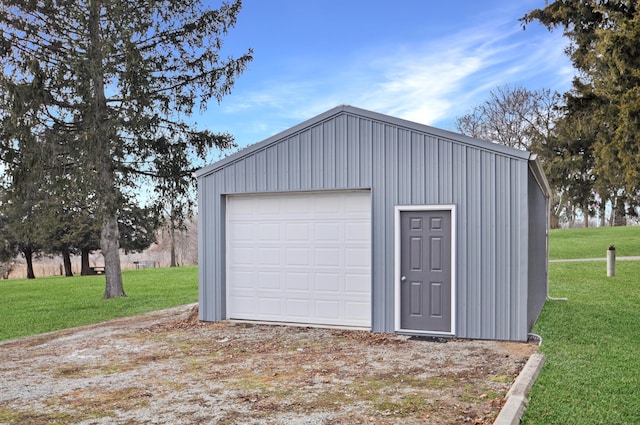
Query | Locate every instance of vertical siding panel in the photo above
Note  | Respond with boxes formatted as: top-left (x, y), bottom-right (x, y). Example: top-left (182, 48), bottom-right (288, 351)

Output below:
top-left (359, 118), bottom-right (372, 187)
top-left (323, 119), bottom-right (336, 188)
top-left (277, 142), bottom-right (289, 192)
top-left (514, 161), bottom-right (529, 340)
top-left (509, 161), bottom-right (519, 339)
top-left (256, 150), bottom-right (267, 192)
top-left (347, 115), bottom-right (360, 187)
top-left (311, 124), bottom-right (324, 189)
top-left (466, 147), bottom-right (481, 338)
top-left (197, 177), bottom-right (208, 319)
top-left (452, 144), bottom-right (467, 337)
top-left (300, 130), bottom-right (312, 190)
top-left (288, 135), bottom-right (300, 191)
top-left (411, 133), bottom-right (425, 204)
top-left (322, 119), bottom-right (336, 188)
top-left (398, 129), bottom-right (411, 204)
top-left (244, 155), bottom-right (256, 192)
top-left (495, 156), bottom-right (510, 339)
top-left (266, 145), bottom-right (278, 192)
top-left (386, 125), bottom-right (399, 205)
top-left (438, 138), bottom-right (453, 203)
top-left (425, 136), bottom-right (439, 203)
top-left (371, 121), bottom-right (386, 331)
top-left (384, 124), bottom-right (398, 330)
top-left (224, 166), bottom-right (235, 194)
top-left (215, 176), bottom-right (226, 319)
top-left (234, 160), bottom-right (246, 192)
top-left (335, 115), bottom-right (348, 188)
top-left (480, 152), bottom-right (496, 339)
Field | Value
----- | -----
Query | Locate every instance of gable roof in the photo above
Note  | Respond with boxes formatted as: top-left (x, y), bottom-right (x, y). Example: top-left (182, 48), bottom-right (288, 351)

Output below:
top-left (196, 105), bottom-right (535, 179)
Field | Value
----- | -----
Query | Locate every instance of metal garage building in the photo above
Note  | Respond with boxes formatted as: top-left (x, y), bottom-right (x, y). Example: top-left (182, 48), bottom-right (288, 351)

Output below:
top-left (196, 105), bottom-right (550, 341)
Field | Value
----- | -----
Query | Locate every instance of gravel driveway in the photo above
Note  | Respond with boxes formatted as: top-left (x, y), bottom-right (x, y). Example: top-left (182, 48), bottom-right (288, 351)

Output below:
top-left (0, 304), bottom-right (536, 424)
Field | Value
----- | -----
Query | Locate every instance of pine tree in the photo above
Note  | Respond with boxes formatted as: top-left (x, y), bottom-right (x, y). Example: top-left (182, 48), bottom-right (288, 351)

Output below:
top-left (523, 0), bottom-right (640, 225)
top-left (0, 0), bottom-right (252, 296)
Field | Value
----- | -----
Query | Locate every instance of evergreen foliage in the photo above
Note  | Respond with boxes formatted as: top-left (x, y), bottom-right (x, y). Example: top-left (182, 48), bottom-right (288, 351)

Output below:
top-left (0, 1), bottom-right (252, 294)
top-left (522, 0), bottom-right (640, 225)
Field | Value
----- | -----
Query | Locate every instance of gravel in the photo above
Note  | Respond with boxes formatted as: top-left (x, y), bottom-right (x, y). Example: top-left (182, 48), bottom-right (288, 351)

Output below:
top-left (0, 304), bottom-right (537, 424)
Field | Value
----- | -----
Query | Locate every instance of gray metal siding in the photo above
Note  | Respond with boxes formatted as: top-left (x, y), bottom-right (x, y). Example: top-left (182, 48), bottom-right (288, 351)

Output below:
top-left (527, 168), bottom-right (548, 331)
top-left (198, 107), bottom-right (535, 341)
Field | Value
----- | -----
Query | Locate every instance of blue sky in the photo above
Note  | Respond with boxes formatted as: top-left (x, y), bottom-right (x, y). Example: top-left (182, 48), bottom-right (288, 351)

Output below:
top-left (201, 0), bottom-right (573, 153)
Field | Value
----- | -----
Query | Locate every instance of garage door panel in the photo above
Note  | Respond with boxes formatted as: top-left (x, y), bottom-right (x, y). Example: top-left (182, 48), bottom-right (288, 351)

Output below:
top-left (286, 248), bottom-right (309, 266)
top-left (284, 196), bottom-right (311, 216)
top-left (315, 223), bottom-right (340, 241)
top-left (258, 223), bottom-right (281, 241)
top-left (227, 191), bottom-right (371, 327)
top-left (345, 274), bottom-right (370, 293)
top-left (315, 248), bottom-right (340, 267)
top-left (229, 270), bottom-right (255, 288)
top-left (257, 198), bottom-right (280, 215)
top-left (286, 272), bottom-right (310, 290)
top-left (345, 248), bottom-right (370, 267)
top-left (258, 272), bottom-right (282, 290)
top-left (316, 300), bottom-right (340, 320)
top-left (315, 273), bottom-right (340, 292)
top-left (286, 223), bottom-right (309, 240)
top-left (345, 221), bottom-right (370, 241)
top-left (230, 222), bottom-right (254, 240)
top-left (258, 248), bottom-right (280, 265)
top-left (230, 296), bottom-right (255, 314)
top-left (346, 302), bottom-right (370, 325)
top-left (231, 247), bottom-right (255, 265)
top-left (314, 197), bottom-right (340, 214)
top-left (287, 299), bottom-right (311, 318)
top-left (258, 298), bottom-right (282, 316)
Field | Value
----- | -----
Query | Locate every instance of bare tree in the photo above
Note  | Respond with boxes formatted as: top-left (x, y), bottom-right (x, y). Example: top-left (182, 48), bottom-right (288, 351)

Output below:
top-left (456, 85), bottom-right (578, 228)
top-left (456, 85), bottom-right (551, 150)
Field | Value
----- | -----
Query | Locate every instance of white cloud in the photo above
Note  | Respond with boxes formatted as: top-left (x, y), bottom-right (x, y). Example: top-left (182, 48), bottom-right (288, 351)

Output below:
top-left (214, 14), bottom-right (573, 146)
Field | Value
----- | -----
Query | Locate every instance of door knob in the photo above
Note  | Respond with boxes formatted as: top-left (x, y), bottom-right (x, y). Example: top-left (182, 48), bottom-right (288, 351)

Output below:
top-left (401, 276), bottom-right (407, 281)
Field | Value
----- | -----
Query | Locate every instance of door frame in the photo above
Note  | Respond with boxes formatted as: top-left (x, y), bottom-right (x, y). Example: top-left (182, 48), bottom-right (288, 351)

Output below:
top-left (394, 204), bottom-right (456, 336)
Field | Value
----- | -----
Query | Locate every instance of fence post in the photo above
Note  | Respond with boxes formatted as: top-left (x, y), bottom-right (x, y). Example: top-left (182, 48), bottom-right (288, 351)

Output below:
top-left (607, 245), bottom-right (616, 277)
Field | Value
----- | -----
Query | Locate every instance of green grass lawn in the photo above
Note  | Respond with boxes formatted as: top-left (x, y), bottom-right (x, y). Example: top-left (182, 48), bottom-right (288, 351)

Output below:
top-left (549, 225), bottom-right (640, 259)
top-left (523, 226), bottom-right (640, 424)
top-left (2, 226), bottom-right (639, 423)
top-left (0, 266), bottom-right (198, 342)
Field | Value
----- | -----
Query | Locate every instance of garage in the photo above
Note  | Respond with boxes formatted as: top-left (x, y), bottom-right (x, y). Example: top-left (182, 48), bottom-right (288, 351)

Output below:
top-left (226, 191), bottom-right (372, 327)
top-left (196, 105), bottom-right (550, 341)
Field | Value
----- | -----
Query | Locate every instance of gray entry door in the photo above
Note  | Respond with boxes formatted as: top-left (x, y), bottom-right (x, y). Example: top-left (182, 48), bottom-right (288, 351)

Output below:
top-left (400, 210), bottom-right (452, 333)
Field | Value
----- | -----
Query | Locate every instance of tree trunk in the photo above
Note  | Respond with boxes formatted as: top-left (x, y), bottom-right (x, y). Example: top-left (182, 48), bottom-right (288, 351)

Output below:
top-left (102, 214), bottom-right (125, 298)
top-left (599, 205), bottom-right (606, 227)
top-left (23, 248), bottom-right (35, 279)
top-left (81, 248), bottom-right (92, 275)
top-left (89, 0), bottom-right (125, 299)
top-left (613, 200), bottom-right (627, 226)
top-left (584, 209), bottom-right (589, 228)
top-left (62, 247), bottom-right (73, 277)
top-left (170, 223), bottom-right (177, 267)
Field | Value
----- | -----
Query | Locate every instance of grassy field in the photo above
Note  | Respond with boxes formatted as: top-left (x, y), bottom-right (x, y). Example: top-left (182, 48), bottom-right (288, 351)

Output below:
top-left (2, 226), bottom-right (639, 423)
top-left (0, 266), bottom-right (198, 342)
top-left (523, 226), bottom-right (640, 424)
top-left (549, 225), bottom-right (640, 259)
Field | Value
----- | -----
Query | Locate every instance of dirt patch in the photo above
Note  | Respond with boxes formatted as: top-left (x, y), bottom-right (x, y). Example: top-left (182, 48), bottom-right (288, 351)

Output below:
top-left (0, 304), bottom-right (537, 424)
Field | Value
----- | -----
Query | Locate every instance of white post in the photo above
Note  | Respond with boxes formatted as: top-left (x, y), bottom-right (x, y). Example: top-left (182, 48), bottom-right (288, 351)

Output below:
top-left (607, 245), bottom-right (616, 277)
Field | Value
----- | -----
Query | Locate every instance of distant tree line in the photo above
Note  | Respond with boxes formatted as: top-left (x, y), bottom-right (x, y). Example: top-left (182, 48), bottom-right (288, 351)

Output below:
top-left (456, 1), bottom-right (640, 228)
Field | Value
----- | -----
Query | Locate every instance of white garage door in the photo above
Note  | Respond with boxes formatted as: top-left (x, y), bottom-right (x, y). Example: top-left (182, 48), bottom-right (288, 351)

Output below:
top-left (226, 191), bottom-right (371, 328)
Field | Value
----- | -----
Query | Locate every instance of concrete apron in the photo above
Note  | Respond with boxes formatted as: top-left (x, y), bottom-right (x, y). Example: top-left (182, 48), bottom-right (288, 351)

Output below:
top-left (493, 352), bottom-right (546, 425)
